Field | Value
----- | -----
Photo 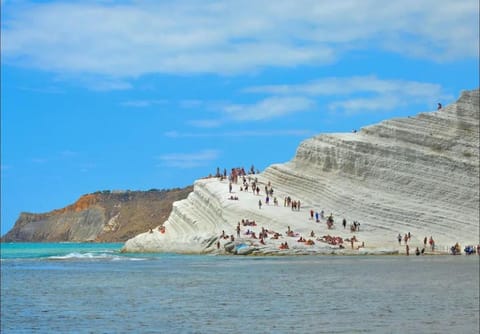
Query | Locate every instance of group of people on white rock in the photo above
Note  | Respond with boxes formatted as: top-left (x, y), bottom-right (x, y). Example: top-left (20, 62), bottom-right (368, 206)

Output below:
top-left (399, 233), bottom-right (438, 256)
top-left (221, 167), bottom-right (369, 250)
top-left (146, 166), bottom-right (477, 256)
top-left (217, 166), bottom-right (472, 256)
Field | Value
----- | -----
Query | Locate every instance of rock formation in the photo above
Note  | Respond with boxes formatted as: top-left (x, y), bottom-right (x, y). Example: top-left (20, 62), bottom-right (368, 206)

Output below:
top-left (123, 89), bottom-right (479, 254)
top-left (2, 187), bottom-right (192, 242)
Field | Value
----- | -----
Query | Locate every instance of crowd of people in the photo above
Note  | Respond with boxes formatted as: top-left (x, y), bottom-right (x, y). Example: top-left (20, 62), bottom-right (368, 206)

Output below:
top-left (206, 165), bottom-right (478, 256)
top-left (214, 166), bottom-right (372, 252)
top-left (397, 233), bottom-right (439, 256)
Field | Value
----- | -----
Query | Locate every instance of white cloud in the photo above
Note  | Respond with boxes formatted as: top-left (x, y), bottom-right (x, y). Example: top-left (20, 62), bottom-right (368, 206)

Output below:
top-left (179, 76), bottom-right (449, 125)
top-left (2, 0), bottom-right (477, 80)
top-left (245, 76), bottom-right (453, 114)
top-left (179, 96), bottom-right (314, 125)
top-left (246, 76), bottom-right (446, 97)
top-left (328, 96), bottom-right (402, 114)
top-left (187, 119), bottom-right (223, 128)
top-left (157, 149), bottom-right (220, 168)
top-left (223, 96), bottom-right (315, 121)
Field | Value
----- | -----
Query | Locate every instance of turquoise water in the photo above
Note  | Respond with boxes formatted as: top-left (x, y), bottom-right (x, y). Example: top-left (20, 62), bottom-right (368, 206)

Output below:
top-left (1, 243), bottom-right (479, 333)
top-left (1, 242), bottom-right (125, 259)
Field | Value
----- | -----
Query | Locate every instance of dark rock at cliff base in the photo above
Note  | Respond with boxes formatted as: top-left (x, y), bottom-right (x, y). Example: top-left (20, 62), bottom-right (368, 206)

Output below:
top-left (1, 187), bottom-right (192, 242)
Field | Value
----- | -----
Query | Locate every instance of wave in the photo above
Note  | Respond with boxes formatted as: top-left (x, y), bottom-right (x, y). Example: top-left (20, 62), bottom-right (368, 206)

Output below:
top-left (47, 251), bottom-right (146, 261)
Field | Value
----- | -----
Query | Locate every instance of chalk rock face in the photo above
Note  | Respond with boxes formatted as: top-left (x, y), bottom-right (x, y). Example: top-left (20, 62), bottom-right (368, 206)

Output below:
top-left (123, 89), bottom-right (479, 253)
top-left (2, 187), bottom-right (192, 242)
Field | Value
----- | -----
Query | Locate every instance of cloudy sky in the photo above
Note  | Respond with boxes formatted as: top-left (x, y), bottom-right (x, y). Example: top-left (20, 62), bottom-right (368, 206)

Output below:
top-left (1, 0), bottom-right (478, 235)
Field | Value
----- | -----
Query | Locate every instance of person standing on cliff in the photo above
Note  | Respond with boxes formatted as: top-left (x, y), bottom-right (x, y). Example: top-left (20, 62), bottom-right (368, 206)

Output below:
top-left (437, 103), bottom-right (442, 110)
top-left (429, 236), bottom-right (435, 251)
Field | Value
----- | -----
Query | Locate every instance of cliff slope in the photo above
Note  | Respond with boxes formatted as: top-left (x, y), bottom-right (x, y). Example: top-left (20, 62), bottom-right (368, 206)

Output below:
top-left (2, 187), bottom-right (192, 242)
top-left (123, 89), bottom-right (479, 254)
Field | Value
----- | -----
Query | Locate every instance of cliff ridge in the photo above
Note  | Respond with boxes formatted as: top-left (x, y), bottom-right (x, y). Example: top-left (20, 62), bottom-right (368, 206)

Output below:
top-left (2, 187), bottom-right (192, 242)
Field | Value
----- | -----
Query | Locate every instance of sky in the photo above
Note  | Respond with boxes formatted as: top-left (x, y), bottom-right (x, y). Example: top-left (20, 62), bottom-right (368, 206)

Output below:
top-left (1, 0), bottom-right (479, 236)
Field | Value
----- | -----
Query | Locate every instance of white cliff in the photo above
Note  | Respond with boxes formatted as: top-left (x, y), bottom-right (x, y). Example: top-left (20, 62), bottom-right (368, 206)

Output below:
top-left (123, 89), bottom-right (479, 255)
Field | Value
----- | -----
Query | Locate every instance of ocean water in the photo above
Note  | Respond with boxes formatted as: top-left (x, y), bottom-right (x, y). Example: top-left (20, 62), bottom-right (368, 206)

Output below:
top-left (1, 243), bottom-right (479, 334)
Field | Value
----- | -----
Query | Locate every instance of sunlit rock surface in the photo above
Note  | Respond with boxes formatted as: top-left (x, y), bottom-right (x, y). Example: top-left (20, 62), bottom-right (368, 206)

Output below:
top-left (123, 89), bottom-right (479, 254)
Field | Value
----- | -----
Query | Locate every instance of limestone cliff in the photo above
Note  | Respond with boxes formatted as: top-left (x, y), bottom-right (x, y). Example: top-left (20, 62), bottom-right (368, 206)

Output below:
top-left (123, 89), bottom-right (479, 254)
top-left (2, 187), bottom-right (192, 242)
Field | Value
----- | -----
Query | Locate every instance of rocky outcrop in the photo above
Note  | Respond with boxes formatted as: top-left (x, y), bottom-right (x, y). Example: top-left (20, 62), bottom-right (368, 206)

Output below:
top-left (262, 89), bottom-right (479, 244)
top-left (123, 89), bottom-right (479, 254)
top-left (2, 187), bottom-right (192, 242)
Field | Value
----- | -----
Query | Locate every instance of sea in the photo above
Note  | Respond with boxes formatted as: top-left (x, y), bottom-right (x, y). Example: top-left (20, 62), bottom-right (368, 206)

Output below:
top-left (1, 243), bottom-right (479, 334)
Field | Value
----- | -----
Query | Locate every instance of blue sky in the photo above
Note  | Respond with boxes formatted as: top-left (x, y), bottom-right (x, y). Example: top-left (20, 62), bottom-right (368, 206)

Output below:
top-left (1, 0), bottom-right (479, 236)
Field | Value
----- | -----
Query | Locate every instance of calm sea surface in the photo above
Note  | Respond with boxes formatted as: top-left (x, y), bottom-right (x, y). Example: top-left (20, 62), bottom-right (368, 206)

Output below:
top-left (1, 243), bottom-right (479, 333)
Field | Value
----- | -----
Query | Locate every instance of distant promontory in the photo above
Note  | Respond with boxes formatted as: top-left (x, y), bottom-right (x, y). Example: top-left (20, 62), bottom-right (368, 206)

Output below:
top-left (1, 187), bottom-right (192, 243)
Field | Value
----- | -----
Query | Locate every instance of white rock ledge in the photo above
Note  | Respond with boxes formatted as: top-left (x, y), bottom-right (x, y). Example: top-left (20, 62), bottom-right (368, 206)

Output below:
top-left (122, 89), bottom-right (480, 256)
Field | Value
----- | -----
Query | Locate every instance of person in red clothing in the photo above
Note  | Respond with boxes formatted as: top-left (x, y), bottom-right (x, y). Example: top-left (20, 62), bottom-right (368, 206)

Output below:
top-left (429, 236), bottom-right (435, 251)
